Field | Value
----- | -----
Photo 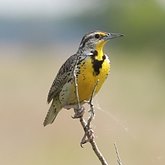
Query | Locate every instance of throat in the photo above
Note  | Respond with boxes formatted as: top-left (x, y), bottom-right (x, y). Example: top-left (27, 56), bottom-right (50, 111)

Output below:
top-left (95, 47), bottom-right (104, 60)
top-left (95, 42), bottom-right (106, 60)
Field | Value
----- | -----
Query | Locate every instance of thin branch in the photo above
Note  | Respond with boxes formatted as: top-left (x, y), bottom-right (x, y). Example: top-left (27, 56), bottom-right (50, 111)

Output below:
top-left (80, 117), bottom-right (108, 165)
top-left (80, 79), bottom-right (99, 146)
top-left (73, 56), bottom-right (108, 165)
top-left (87, 79), bottom-right (99, 126)
top-left (73, 56), bottom-right (81, 110)
top-left (114, 143), bottom-right (123, 165)
top-left (72, 56), bottom-right (84, 118)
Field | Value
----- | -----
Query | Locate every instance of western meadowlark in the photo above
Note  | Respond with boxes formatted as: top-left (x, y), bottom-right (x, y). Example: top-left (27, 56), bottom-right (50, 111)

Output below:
top-left (43, 31), bottom-right (123, 126)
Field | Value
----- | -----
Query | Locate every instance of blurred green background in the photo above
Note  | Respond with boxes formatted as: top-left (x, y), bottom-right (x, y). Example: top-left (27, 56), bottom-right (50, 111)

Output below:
top-left (0, 0), bottom-right (165, 165)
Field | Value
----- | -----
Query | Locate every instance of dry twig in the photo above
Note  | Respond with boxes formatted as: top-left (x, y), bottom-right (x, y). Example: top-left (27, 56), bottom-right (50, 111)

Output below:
top-left (72, 56), bottom-right (108, 165)
top-left (72, 55), bottom-right (124, 165)
top-left (114, 143), bottom-right (123, 165)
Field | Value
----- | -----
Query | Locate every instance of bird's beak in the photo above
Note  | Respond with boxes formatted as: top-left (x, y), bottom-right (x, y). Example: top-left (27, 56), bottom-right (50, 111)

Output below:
top-left (104, 33), bottom-right (124, 40)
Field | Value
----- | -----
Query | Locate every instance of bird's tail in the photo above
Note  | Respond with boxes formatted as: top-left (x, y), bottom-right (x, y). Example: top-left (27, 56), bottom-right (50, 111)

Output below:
top-left (43, 97), bottom-right (62, 126)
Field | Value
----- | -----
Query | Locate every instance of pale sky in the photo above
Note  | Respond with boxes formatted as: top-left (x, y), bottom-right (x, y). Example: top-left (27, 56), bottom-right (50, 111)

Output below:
top-left (0, 0), bottom-right (100, 18)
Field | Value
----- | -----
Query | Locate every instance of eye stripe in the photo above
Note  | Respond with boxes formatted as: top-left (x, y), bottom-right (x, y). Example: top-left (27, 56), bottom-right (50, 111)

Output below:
top-left (79, 31), bottom-right (106, 49)
top-left (80, 35), bottom-right (93, 48)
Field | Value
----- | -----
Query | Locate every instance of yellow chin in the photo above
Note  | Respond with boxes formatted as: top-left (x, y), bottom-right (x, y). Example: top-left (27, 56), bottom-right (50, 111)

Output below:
top-left (95, 41), bottom-right (107, 60)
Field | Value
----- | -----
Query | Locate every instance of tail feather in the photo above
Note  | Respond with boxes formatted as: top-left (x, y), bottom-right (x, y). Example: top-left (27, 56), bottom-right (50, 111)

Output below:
top-left (43, 97), bottom-right (62, 126)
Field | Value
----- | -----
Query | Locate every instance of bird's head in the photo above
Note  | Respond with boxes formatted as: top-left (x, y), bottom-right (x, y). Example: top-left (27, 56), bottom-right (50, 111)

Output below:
top-left (79, 31), bottom-right (123, 53)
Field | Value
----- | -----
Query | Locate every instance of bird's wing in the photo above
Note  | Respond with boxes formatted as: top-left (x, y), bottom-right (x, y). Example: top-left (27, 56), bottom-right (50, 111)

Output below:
top-left (47, 54), bottom-right (77, 104)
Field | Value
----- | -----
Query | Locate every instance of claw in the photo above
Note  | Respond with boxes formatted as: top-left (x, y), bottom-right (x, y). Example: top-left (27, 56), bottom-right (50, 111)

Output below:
top-left (72, 106), bottom-right (85, 119)
top-left (80, 136), bottom-right (88, 147)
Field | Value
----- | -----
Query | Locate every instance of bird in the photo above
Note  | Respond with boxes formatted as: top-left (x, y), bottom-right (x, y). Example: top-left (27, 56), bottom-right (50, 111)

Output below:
top-left (43, 31), bottom-right (123, 126)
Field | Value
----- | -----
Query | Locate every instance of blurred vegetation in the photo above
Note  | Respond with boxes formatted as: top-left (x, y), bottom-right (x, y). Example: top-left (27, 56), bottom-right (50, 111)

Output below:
top-left (0, 0), bottom-right (165, 57)
top-left (105, 0), bottom-right (165, 53)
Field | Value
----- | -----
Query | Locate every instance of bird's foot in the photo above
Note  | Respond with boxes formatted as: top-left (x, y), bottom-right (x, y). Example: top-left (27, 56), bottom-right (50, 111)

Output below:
top-left (72, 106), bottom-right (85, 119)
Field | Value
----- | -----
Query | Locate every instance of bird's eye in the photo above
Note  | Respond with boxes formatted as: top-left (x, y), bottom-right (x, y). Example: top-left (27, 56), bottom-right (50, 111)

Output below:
top-left (94, 34), bottom-right (100, 39)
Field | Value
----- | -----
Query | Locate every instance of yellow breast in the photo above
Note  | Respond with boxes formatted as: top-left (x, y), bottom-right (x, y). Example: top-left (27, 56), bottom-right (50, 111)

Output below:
top-left (77, 55), bottom-right (110, 102)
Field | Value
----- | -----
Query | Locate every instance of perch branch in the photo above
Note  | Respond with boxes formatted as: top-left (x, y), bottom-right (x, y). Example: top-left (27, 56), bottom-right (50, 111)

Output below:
top-left (72, 56), bottom-right (108, 165)
top-left (80, 79), bottom-right (99, 146)
top-left (79, 117), bottom-right (108, 165)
